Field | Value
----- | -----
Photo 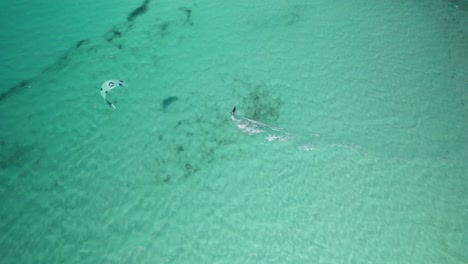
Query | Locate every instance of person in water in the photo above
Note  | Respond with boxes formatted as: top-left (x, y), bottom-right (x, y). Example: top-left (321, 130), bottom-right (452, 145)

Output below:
top-left (230, 106), bottom-right (236, 115)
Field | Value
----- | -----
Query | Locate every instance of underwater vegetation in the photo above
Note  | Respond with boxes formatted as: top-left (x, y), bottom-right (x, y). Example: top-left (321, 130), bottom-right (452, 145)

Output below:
top-left (0, 81), bottom-right (30, 102)
top-left (0, 0), bottom-right (193, 103)
top-left (127, 0), bottom-right (150, 22)
top-left (0, 141), bottom-right (35, 170)
top-left (242, 88), bottom-right (283, 122)
top-left (161, 96), bottom-right (179, 110)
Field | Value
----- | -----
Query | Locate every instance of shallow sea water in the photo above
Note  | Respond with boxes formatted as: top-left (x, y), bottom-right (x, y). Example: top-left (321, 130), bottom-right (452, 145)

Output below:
top-left (0, 0), bottom-right (467, 263)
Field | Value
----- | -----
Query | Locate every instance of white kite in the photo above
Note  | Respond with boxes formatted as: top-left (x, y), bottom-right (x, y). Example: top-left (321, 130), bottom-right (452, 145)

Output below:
top-left (100, 80), bottom-right (127, 109)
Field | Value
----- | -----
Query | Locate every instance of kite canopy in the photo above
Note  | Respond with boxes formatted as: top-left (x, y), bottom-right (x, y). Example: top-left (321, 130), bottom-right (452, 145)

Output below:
top-left (100, 80), bottom-right (127, 109)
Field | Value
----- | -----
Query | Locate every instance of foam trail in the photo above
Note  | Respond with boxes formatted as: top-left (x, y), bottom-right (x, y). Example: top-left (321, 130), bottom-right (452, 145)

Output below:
top-left (230, 114), bottom-right (295, 142)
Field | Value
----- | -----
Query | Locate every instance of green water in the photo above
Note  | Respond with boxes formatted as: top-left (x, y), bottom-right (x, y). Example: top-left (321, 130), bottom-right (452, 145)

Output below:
top-left (0, 0), bottom-right (467, 263)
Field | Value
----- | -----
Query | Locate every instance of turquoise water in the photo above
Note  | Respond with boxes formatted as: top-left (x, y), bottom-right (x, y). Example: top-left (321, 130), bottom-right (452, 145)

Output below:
top-left (1, 0), bottom-right (467, 263)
